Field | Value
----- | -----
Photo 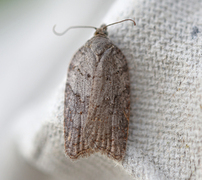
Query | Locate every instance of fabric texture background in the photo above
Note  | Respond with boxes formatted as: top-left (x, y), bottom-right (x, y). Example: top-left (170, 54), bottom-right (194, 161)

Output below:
top-left (16, 0), bottom-right (202, 179)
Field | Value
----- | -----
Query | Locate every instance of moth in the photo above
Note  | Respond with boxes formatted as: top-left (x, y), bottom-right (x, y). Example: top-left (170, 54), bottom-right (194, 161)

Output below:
top-left (53, 19), bottom-right (135, 161)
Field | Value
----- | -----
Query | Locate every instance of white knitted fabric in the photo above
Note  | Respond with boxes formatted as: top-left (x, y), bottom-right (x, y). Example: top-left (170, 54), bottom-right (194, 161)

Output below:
top-left (16, 0), bottom-right (202, 179)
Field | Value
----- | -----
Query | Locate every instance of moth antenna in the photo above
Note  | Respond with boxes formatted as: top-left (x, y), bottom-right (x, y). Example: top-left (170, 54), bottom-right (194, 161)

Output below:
top-left (104, 19), bottom-right (136, 29)
top-left (53, 25), bottom-right (97, 36)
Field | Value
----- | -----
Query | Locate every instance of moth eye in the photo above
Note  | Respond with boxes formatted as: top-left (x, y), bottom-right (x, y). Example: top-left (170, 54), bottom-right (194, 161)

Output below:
top-left (87, 74), bottom-right (91, 78)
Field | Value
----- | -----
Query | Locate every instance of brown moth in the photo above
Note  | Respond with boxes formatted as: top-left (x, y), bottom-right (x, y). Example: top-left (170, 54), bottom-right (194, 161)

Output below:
top-left (53, 19), bottom-right (135, 161)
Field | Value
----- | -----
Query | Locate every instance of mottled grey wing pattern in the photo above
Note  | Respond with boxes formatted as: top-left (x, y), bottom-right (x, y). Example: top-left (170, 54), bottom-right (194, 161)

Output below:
top-left (64, 45), bottom-right (96, 159)
top-left (64, 35), bottom-right (130, 161)
top-left (84, 36), bottom-right (130, 161)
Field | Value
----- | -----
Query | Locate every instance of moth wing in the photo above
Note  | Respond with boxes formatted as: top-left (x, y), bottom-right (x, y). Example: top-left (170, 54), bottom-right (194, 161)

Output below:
top-left (84, 45), bottom-right (130, 161)
top-left (64, 45), bottom-right (96, 159)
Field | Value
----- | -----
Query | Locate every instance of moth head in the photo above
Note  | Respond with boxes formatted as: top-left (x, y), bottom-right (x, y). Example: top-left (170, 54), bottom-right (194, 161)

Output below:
top-left (94, 24), bottom-right (108, 36)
